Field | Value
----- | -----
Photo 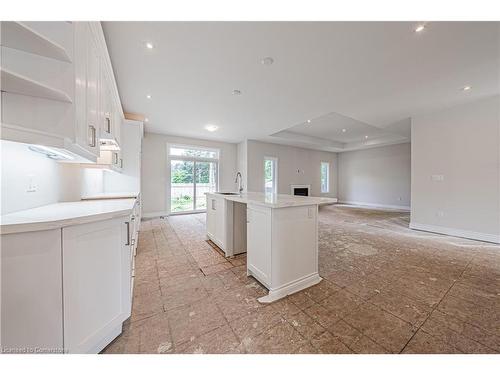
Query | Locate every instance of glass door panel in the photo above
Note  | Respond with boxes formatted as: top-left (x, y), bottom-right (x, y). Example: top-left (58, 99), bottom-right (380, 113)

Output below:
top-left (170, 160), bottom-right (194, 213)
top-left (195, 161), bottom-right (217, 210)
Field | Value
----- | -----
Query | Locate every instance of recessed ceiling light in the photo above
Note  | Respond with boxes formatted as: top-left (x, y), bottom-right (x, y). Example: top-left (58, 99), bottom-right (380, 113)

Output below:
top-left (415, 24), bottom-right (426, 33)
top-left (232, 89), bottom-right (242, 95)
top-left (462, 85), bottom-right (472, 91)
top-left (261, 57), bottom-right (274, 66)
top-left (205, 124), bottom-right (218, 132)
top-left (306, 119), bottom-right (311, 124)
top-left (146, 42), bottom-right (154, 49)
top-left (146, 94), bottom-right (152, 99)
top-left (342, 128), bottom-right (347, 133)
top-left (145, 117), bottom-right (149, 122)
top-left (365, 135), bottom-right (369, 139)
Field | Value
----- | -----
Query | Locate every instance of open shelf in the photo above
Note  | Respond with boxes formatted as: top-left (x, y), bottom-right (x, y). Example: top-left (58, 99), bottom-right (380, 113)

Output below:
top-left (1, 68), bottom-right (73, 103)
top-left (1, 22), bottom-right (72, 63)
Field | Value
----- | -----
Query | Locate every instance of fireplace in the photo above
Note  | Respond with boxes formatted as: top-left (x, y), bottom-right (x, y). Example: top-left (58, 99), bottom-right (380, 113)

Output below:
top-left (290, 184), bottom-right (310, 196)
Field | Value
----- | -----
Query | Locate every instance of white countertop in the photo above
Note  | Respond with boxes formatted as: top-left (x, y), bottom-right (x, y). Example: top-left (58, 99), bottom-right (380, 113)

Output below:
top-left (206, 192), bottom-right (337, 208)
top-left (1, 199), bottom-right (137, 235)
top-left (81, 191), bottom-right (139, 200)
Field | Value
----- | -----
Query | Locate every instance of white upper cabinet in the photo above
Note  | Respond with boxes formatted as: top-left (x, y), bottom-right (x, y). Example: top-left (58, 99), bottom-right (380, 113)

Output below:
top-left (99, 68), bottom-right (117, 143)
top-left (84, 28), bottom-right (101, 158)
top-left (0, 21), bottom-right (124, 163)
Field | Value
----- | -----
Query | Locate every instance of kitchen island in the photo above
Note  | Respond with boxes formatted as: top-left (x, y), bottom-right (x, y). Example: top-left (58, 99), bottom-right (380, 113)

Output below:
top-left (206, 192), bottom-right (336, 303)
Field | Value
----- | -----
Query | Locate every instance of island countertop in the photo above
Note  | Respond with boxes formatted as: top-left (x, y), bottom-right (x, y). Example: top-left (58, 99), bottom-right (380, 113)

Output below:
top-left (0, 199), bottom-right (137, 235)
top-left (206, 191), bottom-right (337, 208)
top-left (81, 191), bottom-right (140, 200)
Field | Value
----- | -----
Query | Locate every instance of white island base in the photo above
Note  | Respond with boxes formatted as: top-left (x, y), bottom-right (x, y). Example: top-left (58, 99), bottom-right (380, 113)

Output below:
top-left (206, 192), bottom-right (330, 303)
top-left (254, 273), bottom-right (322, 303)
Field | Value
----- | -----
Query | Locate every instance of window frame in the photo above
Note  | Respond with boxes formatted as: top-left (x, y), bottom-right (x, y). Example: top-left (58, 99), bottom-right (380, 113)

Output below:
top-left (168, 143), bottom-right (220, 162)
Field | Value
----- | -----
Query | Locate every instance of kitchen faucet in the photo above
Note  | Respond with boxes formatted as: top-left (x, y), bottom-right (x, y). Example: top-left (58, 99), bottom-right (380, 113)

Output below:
top-left (235, 172), bottom-right (243, 194)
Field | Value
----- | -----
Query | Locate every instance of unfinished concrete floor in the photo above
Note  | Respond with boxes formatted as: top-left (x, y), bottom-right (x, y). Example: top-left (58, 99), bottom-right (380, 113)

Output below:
top-left (103, 205), bottom-right (500, 354)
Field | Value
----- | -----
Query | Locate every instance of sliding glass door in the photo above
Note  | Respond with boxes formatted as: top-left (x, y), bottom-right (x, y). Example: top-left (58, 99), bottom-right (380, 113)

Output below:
top-left (169, 145), bottom-right (219, 214)
top-left (170, 160), bottom-right (195, 213)
top-left (195, 161), bottom-right (217, 210)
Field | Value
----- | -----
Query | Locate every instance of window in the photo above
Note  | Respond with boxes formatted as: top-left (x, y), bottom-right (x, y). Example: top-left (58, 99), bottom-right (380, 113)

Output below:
top-left (169, 146), bottom-right (218, 159)
top-left (321, 162), bottom-right (329, 193)
top-left (264, 157), bottom-right (278, 194)
top-left (168, 144), bottom-right (219, 214)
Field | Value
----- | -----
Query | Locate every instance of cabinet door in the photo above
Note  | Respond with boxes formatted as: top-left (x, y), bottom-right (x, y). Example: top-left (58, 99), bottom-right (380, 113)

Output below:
top-left (84, 29), bottom-right (101, 157)
top-left (214, 197), bottom-right (225, 248)
top-left (206, 197), bottom-right (216, 239)
top-left (73, 22), bottom-right (88, 150)
top-left (100, 70), bottom-right (115, 140)
top-left (62, 217), bottom-right (128, 353)
top-left (247, 206), bottom-right (272, 287)
top-left (1, 229), bottom-right (64, 353)
top-left (114, 104), bottom-right (122, 146)
top-left (123, 218), bottom-right (133, 318)
top-left (101, 74), bottom-right (111, 137)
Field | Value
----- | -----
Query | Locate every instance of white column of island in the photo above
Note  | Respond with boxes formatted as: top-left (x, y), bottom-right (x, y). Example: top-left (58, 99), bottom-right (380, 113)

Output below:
top-left (206, 192), bottom-right (336, 303)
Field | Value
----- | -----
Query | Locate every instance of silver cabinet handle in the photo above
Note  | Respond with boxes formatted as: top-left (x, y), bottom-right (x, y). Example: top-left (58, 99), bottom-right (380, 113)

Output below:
top-left (125, 222), bottom-right (130, 245)
top-left (212, 199), bottom-right (216, 210)
top-left (113, 152), bottom-right (118, 164)
top-left (88, 125), bottom-right (96, 147)
top-left (120, 158), bottom-right (123, 168)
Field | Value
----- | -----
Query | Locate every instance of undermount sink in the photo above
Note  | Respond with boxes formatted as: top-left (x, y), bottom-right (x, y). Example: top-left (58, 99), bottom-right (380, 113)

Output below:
top-left (216, 192), bottom-right (240, 195)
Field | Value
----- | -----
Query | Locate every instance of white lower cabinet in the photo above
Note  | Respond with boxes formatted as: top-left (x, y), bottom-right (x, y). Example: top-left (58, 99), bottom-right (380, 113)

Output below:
top-left (215, 196), bottom-right (226, 248)
top-left (206, 196), bottom-right (217, 239)
top-left (1, 229), bottom-right (64, 353)
top-left (62, 217), bottom-right (130, 353)
top-left (0, 209), bottom-right (139, 354)
top-left (246, 205), bottom-right (272, 287)
top-left (206, 195), bottom-right (226, 250)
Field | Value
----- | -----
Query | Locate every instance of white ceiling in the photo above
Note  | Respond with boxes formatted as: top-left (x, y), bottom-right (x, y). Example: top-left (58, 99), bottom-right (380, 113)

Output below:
top-left (102, 21), bottom-right (499, 151)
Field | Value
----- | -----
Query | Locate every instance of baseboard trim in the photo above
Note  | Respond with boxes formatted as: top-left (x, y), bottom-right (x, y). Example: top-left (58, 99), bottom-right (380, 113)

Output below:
top-left (142, 211), bottom-right (169, 219)
top-left (338, 200), bottom-right (411, 211)
top-left (410, 222), bottom-right (500, 244)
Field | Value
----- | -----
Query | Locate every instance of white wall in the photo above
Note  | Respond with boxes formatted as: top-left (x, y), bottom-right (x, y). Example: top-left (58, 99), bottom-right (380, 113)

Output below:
top-left (245, 140), bottom-right (338, 197)
top-left (0, 140), bottom-right (80, 215)
top-left (338, 143), bottom-right (411, 209)
top-left (141, 132), bottom-right (237, 217)
top-left (411, 95), bottom-right (500, 243)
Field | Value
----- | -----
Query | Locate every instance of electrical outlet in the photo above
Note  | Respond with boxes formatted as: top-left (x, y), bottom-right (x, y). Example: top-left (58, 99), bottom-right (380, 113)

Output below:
top-left (27, 175), bottom-right (37, 192)
top-left (437, 210), bottom-right (445, 217)
top-left (431, 174), bottom-right (444, 182)
top-left (398, 197), bottom-right (402, 201)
